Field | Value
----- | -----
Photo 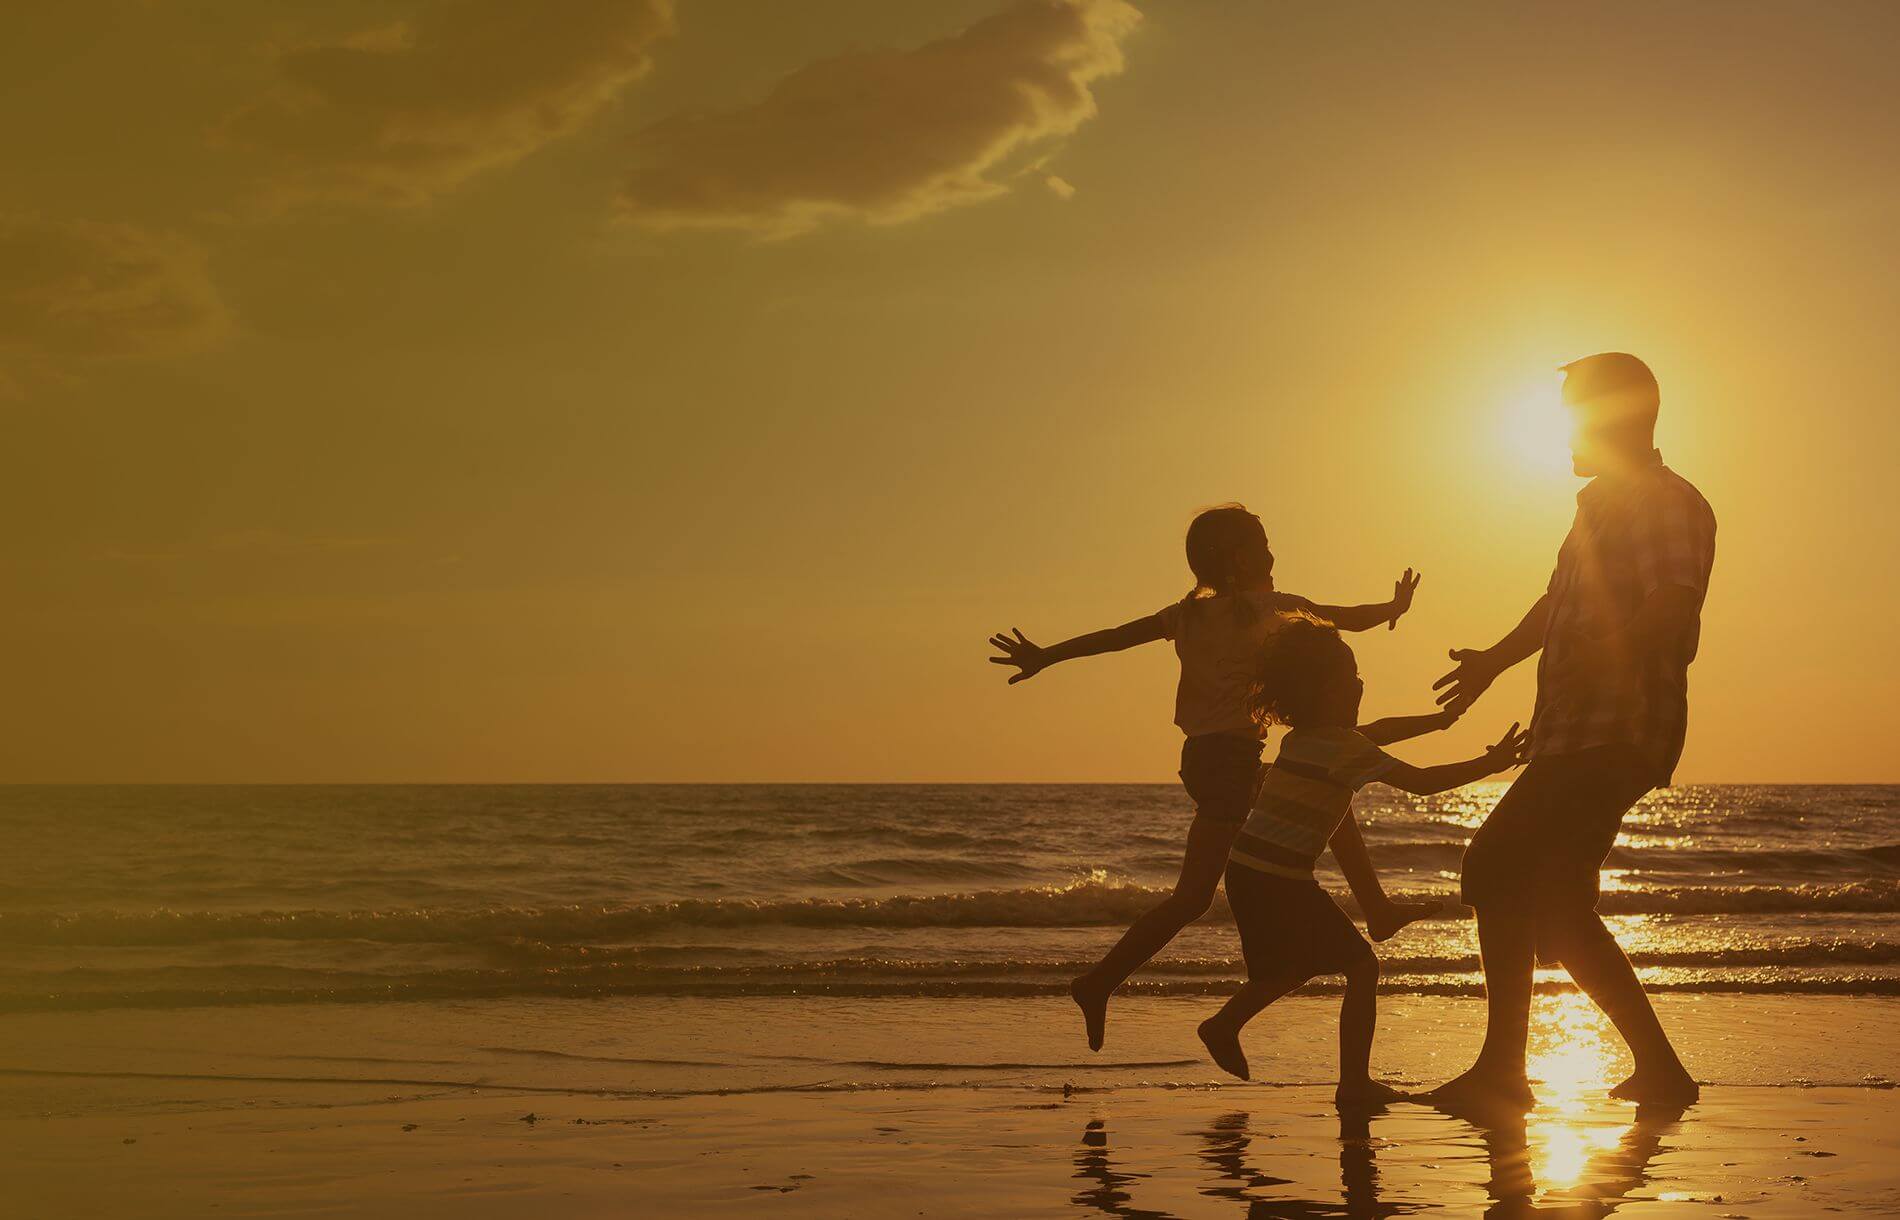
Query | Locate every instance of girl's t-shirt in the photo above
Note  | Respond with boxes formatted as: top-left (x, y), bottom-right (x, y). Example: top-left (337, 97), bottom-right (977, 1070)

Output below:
top-left (1229, 727), bottom-right (1397, 879)
top-left (1155, 592), bottom-right (1289, 739)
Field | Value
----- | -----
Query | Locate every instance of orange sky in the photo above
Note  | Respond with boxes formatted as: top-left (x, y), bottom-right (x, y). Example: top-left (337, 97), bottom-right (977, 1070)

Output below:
top-left (3, 1), bottom-right (1897, 782)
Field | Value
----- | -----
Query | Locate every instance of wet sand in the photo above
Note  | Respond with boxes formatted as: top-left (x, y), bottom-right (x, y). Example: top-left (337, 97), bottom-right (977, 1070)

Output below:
top-left (4, 994), bottom-right (1898, 1216)
top-left (7, 1082), bottom-right (1897, 1217)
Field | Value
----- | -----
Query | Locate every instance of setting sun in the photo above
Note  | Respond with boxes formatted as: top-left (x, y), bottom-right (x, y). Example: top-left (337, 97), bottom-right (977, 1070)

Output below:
top-left (5, 2), bottom-right (1899, 1216)
top-left (1498, 373), bottom-right (1575, 478)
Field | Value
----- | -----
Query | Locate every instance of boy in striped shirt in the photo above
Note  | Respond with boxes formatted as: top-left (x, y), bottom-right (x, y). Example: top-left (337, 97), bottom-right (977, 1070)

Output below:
top-left (1197, 615), bottom-right (1530, 1103)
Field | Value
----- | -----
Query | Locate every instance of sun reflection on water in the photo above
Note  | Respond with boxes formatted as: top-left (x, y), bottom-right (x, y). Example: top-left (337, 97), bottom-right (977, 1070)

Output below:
top-left (1524, 992), bottom-right (1629, 1190)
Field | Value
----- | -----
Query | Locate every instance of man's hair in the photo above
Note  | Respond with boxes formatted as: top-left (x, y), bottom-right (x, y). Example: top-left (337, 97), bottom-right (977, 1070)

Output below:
top-left (1560, 352), bottom-right (1659, 419)
top-left (1249, 612), bottom-right (1356, 729)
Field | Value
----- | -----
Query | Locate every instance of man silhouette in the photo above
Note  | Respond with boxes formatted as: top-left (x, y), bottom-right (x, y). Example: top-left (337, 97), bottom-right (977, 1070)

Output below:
top-left (1429, 352), bottom-right (1714, 1110)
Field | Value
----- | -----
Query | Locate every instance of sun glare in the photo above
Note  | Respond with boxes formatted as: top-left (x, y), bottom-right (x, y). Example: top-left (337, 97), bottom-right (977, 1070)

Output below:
top-left (1524, 993), bottom-right (1630, 1191)
top-left (1498, 374), bottom-right (1574, 478)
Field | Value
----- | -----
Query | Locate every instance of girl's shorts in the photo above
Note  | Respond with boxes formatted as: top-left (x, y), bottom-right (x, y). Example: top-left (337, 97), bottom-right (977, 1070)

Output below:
top-left (1178, 734), bottom-right (1265, 825)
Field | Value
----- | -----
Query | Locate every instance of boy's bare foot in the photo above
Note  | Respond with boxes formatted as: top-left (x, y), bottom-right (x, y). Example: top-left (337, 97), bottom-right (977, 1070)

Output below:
top-left (1070, 977), bottom-right (1109, 1052)
top-left (1335, 1079), bottom-right (1407, 1107)
top-left (1421, 1066), bottom-right (1536, 1115)
top-left (1365, 899), bottom-right (1444, 943)
top-left (1198, 1018), bottom-right (1250, 1080)
top-left (1608, 1067), bottom-right (1699, 1107)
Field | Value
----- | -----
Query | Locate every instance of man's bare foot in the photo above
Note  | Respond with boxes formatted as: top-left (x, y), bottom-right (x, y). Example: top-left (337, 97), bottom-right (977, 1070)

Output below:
top-left (1421, 1066), bottom-right (1535, 1115)
top-left (1070, 977), bottom-right (1109, 1052)
top-left (1365, 899), bottom-right (1444, 943)
top-left (1198, 1019), bottom-right (1250, 1080)
top-left (1335, 1078), bottom-right (1407, 1107)
top-left (1608, 1067), bottom-right (1699, 1106)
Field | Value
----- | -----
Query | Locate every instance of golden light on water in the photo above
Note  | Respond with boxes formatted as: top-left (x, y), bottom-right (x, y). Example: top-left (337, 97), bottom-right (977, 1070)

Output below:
top-left (1524, 992), bottom-right (1630, 1189)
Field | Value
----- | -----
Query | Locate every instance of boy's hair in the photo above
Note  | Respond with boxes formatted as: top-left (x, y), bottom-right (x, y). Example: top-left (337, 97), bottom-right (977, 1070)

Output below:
top-left (1249, 612), bottom-right (1356, 728)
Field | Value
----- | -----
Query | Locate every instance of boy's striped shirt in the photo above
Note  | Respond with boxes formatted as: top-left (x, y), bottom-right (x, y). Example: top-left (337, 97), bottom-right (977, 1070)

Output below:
top-left (1230, 727), bottom-right (1397, 878)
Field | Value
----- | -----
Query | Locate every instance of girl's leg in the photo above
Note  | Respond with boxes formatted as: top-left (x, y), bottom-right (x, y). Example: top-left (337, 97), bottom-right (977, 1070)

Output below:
top-left (1197, 971), bottom-right (1303, 1080)
top-left (1071, 814), bottom-right (1239, 1050)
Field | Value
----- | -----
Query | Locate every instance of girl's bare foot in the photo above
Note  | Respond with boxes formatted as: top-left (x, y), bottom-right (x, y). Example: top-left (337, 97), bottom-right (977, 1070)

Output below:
top-left (1334, 1078), bottom-right (1407, 1106)
top-left (1198, 1018), bottom-right (1250, 1080)
top-left (1608, 1067), bottom-right (1699, 1106)
top-left (1070, 977), bottom-right (1109, 1052)
top-left (1365, 899), bottom-right (1444, 943)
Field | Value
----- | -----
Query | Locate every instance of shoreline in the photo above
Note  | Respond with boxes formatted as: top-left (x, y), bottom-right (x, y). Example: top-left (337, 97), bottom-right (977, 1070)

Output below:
top-left (5, 993), bottom-right (1899, 1215)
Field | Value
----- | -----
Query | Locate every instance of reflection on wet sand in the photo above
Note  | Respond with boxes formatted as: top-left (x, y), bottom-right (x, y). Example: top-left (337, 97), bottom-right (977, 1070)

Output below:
top-left (1073, 1118), bottom-right (1172, 1219)
top-left (1070, 996), bottom-right (1689, 1215)
top-left (1198, 1107), bottom-right (1420, 1218)
top-left (1473, 1105), bottom-right (1685, 1218)
top-left (1072, 1100), bottom-right (1682, 1218)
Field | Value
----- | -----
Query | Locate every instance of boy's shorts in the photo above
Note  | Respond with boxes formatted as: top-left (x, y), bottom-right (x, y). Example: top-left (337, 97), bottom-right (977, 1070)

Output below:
top-left (1224, 862), bottom-right (1373, 981)
top-left (1179, 734), bottom-right (1265, 825)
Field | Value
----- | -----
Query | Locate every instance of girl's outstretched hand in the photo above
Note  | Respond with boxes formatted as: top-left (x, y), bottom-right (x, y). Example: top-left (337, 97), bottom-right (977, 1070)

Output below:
top-left (988, 629), bottom-right (1048, 684)
top-left (1482, 722), bottom-right (1532, 768)
top-left (1389, 569), bottom-right (1420, 630)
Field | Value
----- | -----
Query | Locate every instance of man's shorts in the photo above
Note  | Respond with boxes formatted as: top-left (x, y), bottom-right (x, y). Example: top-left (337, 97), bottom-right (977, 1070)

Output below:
top-left (1459, 743), bottom-right (1656, 916)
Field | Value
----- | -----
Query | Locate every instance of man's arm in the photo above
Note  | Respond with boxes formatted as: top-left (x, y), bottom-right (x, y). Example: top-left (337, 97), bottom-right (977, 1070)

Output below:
top-left (1286, 569), bottom-right (1421, 634)
top-left (1359, 708), bottom-right (1459, 747)
top-left (1432, 594), bottom-right (1552, 712)
top-left (987, 614), bottom-right (1169, 685)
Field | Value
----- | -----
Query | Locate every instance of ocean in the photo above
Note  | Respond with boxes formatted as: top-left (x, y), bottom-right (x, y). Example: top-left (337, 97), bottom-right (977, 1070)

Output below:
top-left (5, 782), bottom-right (1897, 1015)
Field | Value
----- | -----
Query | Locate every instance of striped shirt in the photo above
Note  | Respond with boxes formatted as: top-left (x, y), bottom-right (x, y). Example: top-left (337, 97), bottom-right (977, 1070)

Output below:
top-left (1529, 450), bottom-right (1716, 785)
top-left (1229, 727), bottom-right (1396, 879)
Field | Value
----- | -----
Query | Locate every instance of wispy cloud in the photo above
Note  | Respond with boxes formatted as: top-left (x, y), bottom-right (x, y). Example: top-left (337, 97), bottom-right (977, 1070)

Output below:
top-left (222, 0), bottom-right (676, 207)
top-left (0, 214), bottom-right (231, 388)
top-left (618, 0), bottom-right (1140, 237)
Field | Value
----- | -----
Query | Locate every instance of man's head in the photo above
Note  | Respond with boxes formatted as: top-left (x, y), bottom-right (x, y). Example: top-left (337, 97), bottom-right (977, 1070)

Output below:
top-left (1559, 352), bottom-right (1659, 477)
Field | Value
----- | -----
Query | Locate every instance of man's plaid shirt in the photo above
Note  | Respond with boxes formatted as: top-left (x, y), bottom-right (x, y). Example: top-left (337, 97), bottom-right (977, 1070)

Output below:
top-left (1529, 450), bottom-right (1716, 786)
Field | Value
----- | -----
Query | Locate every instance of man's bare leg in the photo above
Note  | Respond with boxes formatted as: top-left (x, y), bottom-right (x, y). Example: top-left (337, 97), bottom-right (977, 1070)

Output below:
top-left (1425, 906), bottom-right (1537, 1111)
top-left (1545, 912), bottom-right (1699, 1105)
top-left (1071, 815), bottom-right (1238, 1050)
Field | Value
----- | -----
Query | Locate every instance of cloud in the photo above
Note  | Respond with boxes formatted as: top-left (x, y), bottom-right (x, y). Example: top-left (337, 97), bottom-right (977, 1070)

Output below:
top-left (223, 0), bottom-right (676, 207)
top-left (0, 214), bottom-right (231, 382)
top-left (618, 0), bottom-right (1139, 236)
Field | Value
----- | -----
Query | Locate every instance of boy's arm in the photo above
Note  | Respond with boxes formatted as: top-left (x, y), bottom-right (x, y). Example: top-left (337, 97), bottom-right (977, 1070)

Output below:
top-left (1358, 708), bottom-right (1460, 747)
top-left (987, 614), bottom-right (1168, 685)
top-left (1378, 723), bottom-right (1530, 796)
top-left (1283, 569), bottom-right (1420, 634)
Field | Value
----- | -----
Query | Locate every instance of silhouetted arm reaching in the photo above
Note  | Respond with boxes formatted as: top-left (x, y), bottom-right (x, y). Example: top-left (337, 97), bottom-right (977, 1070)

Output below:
top-left (1433, 594), bottom-right (1551, 712)
top-left (1286, 569), bottom-right (1421, 633)
top-left (1378, 723), bottom-right (1531, 796)
top-left (1359, 707), bottom-right (1460, 747)
top-left (987, 614), bottom-right (1169, 685)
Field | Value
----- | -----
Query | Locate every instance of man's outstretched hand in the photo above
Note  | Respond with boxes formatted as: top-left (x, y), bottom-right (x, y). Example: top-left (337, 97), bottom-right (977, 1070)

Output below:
top-left (988, 629), bottom-right (1048, 684)
top-left (1389, 569), bottom-right (1421, 630)
top-left (1433, 647), bottom-right (1502, 712)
